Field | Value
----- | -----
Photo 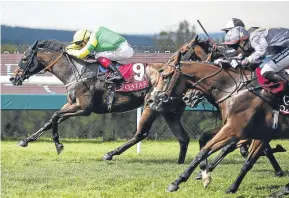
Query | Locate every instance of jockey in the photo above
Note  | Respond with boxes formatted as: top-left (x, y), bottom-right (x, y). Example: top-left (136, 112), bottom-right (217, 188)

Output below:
top-left (215, 18), bottom-right (259, 59)
top-left (223, 26), bottom-right (289, 85)
top-left (66, 27), bottom-right (134, 82)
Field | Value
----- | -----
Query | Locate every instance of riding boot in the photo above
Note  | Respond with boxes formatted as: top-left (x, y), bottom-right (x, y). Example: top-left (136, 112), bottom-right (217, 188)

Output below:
top-left (107, 63), bottom-right (124, 83)
top-left (97, 57), bottom-right (124, 83)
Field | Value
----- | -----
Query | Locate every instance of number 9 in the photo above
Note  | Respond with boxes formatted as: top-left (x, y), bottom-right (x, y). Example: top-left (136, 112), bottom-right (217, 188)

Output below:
top-left (133, 63), bottom-right (144, 81)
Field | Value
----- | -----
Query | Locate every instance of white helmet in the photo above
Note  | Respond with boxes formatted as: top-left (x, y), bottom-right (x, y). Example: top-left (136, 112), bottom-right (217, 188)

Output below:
top-left (221, 18), bottom-right (245, 32)
top-left (223, 26), bottom-right (249, 45)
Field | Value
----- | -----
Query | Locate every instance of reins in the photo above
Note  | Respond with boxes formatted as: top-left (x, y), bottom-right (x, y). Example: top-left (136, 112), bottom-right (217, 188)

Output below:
top-left (43, 53), bottom-right (64, 72)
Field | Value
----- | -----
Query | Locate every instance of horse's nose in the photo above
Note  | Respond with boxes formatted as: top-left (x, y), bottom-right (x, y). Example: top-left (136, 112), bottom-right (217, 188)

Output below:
top-left (9, 76), bottom-right (15, 82)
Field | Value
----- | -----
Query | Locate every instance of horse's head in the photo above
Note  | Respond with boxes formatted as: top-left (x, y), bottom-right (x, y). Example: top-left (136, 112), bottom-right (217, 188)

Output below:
top-left (9, 41), bottom-right (43, 85)
top-left (147, 35), bottom-right (214, 112)
top-left (146, 61), bottom-right (227, 112)
top-left (167, 35), bottom-right (214, 66)
top-left (10, 40), bottom-right (65, 86)
top-left (145, 64), bottom-right (188, 112)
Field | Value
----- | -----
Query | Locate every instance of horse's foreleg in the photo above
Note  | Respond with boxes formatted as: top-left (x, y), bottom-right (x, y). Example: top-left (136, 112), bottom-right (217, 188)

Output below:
top-left (162, 110), bottom-right (189, 164)
top-left (51, 104), bottom-right (91, 154)
top-left (262, 143), bottom-right (284, 177)
top-left (199, 141), bottom-right (238, 188)
top-left (19, 103), bottom-right (71, 147)
top-left (196, 130), bottom-right (218, 180)
top-left (103, 107), bottom-right (159, 161)
top-left (269, 183), bottom-right (289, 198)
top-left (226, 139), bottom-right (264, 193)
top-left (167, 124), bottom-right (237, 192)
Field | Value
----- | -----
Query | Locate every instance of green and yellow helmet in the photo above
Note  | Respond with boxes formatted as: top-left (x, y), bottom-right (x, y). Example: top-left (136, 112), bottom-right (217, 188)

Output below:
top-left (71, 29), bottom-right (91, 44)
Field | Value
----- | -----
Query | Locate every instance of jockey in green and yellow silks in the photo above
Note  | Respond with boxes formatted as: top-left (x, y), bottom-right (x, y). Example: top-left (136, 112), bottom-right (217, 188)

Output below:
top-left (66, 26), bottom-right (134, 82)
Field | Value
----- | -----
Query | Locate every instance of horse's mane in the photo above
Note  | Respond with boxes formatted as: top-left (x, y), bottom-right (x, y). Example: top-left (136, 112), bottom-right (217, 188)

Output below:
top-left (37, 40), bottom-right (66, 51)
top-left (36, 40), bottom-right (92, 65)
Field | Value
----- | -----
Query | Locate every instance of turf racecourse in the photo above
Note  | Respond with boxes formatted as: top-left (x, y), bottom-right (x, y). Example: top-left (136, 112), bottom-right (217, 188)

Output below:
top-left (2, 140), bottom-right (289, 198)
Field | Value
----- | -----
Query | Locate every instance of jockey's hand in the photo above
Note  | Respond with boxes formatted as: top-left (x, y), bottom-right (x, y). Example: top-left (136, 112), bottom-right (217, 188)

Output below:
top-left (241, 57), bottom-right (250, 66)
top-left (208, 42), bottom-right (217, 52)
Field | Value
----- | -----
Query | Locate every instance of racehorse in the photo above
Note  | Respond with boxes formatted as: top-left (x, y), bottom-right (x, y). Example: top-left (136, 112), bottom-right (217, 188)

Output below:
top-left (10, 39), bottom-right (192, 164)
top-left (9, 36), bottom-right (217, 164)
top-left (168, 37), bottom-right (285, 183)
top-left (145, 60), bottom-right (289, 193)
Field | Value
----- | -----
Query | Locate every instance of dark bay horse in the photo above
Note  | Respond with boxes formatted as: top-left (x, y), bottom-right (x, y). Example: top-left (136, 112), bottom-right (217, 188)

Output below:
top-left (145, 61), bottom-right (289, 193)
top-left (9, 40), bottom-right (190, 164)
top-left (9, 36), bottom-right (220, 164)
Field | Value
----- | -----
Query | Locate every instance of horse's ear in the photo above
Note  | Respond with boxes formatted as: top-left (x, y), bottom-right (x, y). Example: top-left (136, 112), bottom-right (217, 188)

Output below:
top-left (188, 34), bottom-right (199, 46)
top-left (193, 35), bottom-right (199, 44)
top-left (31, 40), bottom-right (39, 50)
top-left (176, 51), bottom-right (182, 64)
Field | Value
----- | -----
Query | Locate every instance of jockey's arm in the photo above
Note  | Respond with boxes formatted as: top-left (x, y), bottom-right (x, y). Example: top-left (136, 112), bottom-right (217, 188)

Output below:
top-left (247, 35), bottom-right (268, 64)
top-left (66, 34), bottom-right (98, 59)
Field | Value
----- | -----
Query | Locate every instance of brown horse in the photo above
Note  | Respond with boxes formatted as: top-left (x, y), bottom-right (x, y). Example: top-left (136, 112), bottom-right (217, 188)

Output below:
top-left (167, 37), bottom-right (285, 182)
top-left (145, 61), bottom-right (289, 193)
top-left (9, 39), bottom-right (190, 164)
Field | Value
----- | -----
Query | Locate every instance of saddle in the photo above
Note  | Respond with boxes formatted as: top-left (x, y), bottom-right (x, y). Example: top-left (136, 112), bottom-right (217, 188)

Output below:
top-left (96, 60), bottom-right (150, 111)
top-left (255, 67), bottom-right (289, 115)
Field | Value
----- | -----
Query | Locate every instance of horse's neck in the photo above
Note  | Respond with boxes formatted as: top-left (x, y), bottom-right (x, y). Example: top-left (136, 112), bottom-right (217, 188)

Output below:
top-left (51, 56), bottom-right (99, 86)
top-left (145, 63), bottom-right (166, 87)
top-left (182, 62), bottom-right (244, 102)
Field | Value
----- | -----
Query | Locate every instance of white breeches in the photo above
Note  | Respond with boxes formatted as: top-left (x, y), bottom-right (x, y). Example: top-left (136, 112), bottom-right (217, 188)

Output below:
top-left (95, 41), bottom-right (134, 61)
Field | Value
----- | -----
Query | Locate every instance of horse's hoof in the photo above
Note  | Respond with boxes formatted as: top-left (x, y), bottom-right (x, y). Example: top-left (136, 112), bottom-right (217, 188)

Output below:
top-left (226, 187), bottom-right (237, 194)
top-left (195, 172), bottom-right (202, 180)
top-left (166, 183), bottom-right (179, 192)
top-left (177, 159), bottom-right (185, 164)
top-left (275, 144), bottom-right (286, 152)
top-left (19, 140), bottom-right (28, 147)
top-left (202, 174), bottom-right (212, 188)
top-left (103, 153), bottom-right (113, 161)
top-left (275, 170), bottom-right (284, 177)
top-left (56, 144), bottom-right (64, 155)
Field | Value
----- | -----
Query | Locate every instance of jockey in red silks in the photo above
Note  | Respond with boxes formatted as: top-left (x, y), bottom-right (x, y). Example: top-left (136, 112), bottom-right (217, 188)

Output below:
top-left (66, 26), bottom-right (134, 82)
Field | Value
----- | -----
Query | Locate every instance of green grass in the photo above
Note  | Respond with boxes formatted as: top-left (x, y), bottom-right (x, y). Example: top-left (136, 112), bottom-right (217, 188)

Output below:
top-left (1, 139), bottom-right (289, 198)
